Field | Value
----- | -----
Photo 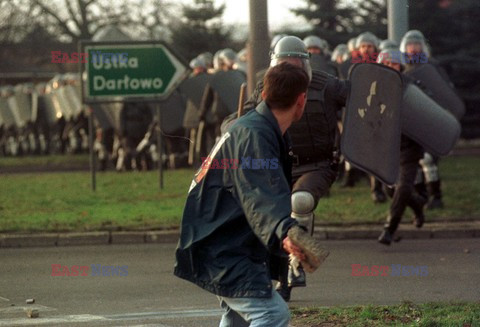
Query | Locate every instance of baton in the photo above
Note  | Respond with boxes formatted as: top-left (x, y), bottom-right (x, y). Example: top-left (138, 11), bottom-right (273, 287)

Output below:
top-left (237, 82), bottom-right (247, 118)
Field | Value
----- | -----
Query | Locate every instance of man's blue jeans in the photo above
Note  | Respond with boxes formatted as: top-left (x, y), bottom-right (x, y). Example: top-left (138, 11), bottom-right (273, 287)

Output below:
top-left (216, 290), bottom-right (290, 327)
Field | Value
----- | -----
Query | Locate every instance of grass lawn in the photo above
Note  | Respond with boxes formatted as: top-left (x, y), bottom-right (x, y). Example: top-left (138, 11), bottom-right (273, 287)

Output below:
top-left (291, 301), bottom-right (480, 326)
top-left (0, 156), bottom-right (479, 233)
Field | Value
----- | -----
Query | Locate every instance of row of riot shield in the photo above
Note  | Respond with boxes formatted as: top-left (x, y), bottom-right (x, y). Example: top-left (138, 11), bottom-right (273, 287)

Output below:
top-left (341, 63), bottom-right (464, 186)
top-left (178, 69), bottom-right (246, 165)
top-left (0, 73), bottom-right (87, 157)
top-left (88, 90), bottom-right (190, 171)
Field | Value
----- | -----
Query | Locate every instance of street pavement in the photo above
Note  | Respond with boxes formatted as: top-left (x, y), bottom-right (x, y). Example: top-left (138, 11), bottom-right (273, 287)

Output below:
top-left (1, 239), bottom-right (479, 326)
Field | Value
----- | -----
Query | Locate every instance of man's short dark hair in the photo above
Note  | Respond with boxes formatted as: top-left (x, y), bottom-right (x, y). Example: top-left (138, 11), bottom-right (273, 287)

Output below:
top-left (263, 62), bottom-right (309, 110)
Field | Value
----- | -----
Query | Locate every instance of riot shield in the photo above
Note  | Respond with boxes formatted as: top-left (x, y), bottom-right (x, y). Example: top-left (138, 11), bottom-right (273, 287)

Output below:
top-left (41, 92), bottom-right (61, 126)
top-left (55, 87), bottom-right (75, 120)
top-left (153, 89), bottom-right (186, 134)
top-left (402, 83), bottom-right (461, 157)
top-left (91, 103), bottom-right (115, 130)
top-left (341, 63), bottom-right (403, 186)
top-left (310, 54), bottom-right (338, 76)
top-left (63, 85), bottom-right (83, 118)
top-left (178, 73), bottom-right (212, 110)
top-left (405, 63), bottom-right (465, 120)
top-left (209, 70), bottom-right (246, 114)
top-left (0, 97), bottom-right (16, 128)
top-left (339, 59), bottom-right (352, 80)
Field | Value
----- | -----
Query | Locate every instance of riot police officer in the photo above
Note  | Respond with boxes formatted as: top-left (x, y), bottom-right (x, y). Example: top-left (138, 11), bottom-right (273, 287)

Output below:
top-left (241, 36), bottom-right (349, 301)
top-left (376, 49), bottom-right (426, 245)
top-left (400, 30), bottom-right (444, 209)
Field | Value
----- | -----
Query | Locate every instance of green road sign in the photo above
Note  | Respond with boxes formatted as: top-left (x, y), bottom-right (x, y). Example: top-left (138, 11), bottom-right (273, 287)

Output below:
top-left (80, 41), bottom-right (189, 103)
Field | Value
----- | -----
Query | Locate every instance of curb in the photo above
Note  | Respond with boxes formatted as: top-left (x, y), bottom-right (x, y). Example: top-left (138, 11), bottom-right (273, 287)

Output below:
top-left (0, 230), bottom-right (180, 248)
top-left (0, 223), bottom-right (478, 248)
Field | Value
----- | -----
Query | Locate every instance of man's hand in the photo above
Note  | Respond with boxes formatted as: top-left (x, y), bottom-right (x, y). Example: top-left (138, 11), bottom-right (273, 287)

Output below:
top-left (283, 236), bottom-right (306, 261)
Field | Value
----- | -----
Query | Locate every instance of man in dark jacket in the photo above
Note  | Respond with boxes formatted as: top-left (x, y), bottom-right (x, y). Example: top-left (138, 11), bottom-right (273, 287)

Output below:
top-left (174, 63), bottom-right (309, 327)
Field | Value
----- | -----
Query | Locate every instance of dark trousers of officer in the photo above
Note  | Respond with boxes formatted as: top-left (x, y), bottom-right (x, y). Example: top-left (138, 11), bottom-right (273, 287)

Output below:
top-left (384, 144), bottom-right (424, 234)
top-left (291, 161), bottom-right (337, 202)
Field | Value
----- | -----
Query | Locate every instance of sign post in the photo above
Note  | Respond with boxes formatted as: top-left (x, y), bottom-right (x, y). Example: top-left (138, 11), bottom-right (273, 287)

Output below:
top-left (79, 41), bottom-right (189, 190)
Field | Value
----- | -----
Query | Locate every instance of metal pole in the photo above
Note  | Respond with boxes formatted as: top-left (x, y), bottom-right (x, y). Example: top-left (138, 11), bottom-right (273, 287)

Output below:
top-left (88, 106), bottom-right (96, 191)
top-left (156, 104), bottom-right (163, 190)
top-left (388, 0), bottom-right (409, 44)
top-left (248, 0), bottom-right (270, 96)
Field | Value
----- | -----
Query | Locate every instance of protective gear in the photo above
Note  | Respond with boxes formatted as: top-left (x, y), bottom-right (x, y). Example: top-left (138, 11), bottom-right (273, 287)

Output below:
top-left (341, 63), bottom-right (403, 186)
top-left (289, 191), bottom-right (315, 287)
top-left (303, 35), bottom-right (329, 54)
top-left (208, 70), bottom-right (246, 114)
top-left (189, 57), bottom-right (206, 70)
top-left (212, 50), bottom-right (224, 71)
top-left (405, 63), bottom-right (466, 120)
top-left (218, 48), bottom-right (237, 68)
top-left (197, 52), bottom-right (213, 68)
top-left (377, 49), bottom-right (405, 66)
top-left (270, 34), bottom-right (287, 50)
top-left (310, 53), bottom-right (338, 75)
top-left (355, 32), bottom-right (379, 49)
top-left (347, 37), bottom-right (357, 52)
top-left (400, 30), bottom-right (430, 57)
top-left (331, 44), bottom-right (349, 63)
top-left (291, 191), bottom-right (315, 232)
top-left (270, 36), bottom-right (312, 82)
top-left (402, 83), bottom-right (461, 157)
top-left (379, 39), bottom-right (399, 51)
top-left (419, 152), bottom-right (438, 182)
top-left (288, 71), bottom-right (338, 165)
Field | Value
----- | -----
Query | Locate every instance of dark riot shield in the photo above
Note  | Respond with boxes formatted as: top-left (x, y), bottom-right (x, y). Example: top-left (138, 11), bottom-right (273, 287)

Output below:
top-left (341, 63), bottom-right (403, 186)
top-left (405, 63), bottom-right (465, 120)
top-left (209, 70), bottom-right (246, 114)
top-left (14, 86), bottom-right (33, 124)
top-left (310, 54), bottom-right (338, 77)
top-left (402, 83), bottom-right (461, 157)
top-left (42, 93), bottom-right (61, 126)
top-left (178, 73), bottom-right (212, 110)
top-left (91, 103), bottom-right (115, 130)
top-left (153, 90), bottom-right (186, 134)
top-left (0, 97), bottom-right (16, 128)
top-left (339, 59), bottom-right (352, 80)
top-left (63, 85), bottom-right (83, 118)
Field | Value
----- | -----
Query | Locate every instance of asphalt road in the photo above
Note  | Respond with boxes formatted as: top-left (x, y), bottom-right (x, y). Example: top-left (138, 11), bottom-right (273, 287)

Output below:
top-left (1, 239), bottom-right (479, 326)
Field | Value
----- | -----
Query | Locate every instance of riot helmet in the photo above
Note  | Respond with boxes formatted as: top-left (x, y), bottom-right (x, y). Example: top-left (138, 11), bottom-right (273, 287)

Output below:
top-left (356, 32), bottom-right (379, 56)
top-left (218, 48), bottom-right (238, 70)
top-left (379, 39), bottom-right (399, 51)
top-left (270, 34), bottom-right (287, 51)
top-left (198, 52), bottom-right (213, 68)
top-left (189, 57), bottom-right (206, 70)
top-left (331, 44), bottom-right (349, 64)
top-left (303, 35), bottom-right (328, 55)
top-left (347, 37), bottom-right (357, 53)
top-left (213, 50), bottom-right (224, 71)
top-left (377, 49), bottom-right (404, 72)
top-left (270, 36), bottom-right (312, 81)
top-left (400, 30), bottom-right (430, 58)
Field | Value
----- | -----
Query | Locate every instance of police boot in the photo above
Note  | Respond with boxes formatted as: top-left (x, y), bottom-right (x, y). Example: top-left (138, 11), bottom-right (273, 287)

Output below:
top-left (378, 229), bottom-right (393, 245)
top-left (341, 168), bottom-right (356, 187)
top-left (378, 215), bottom-right (400, 246)
top-left (371, 177), bottom-right (386, 203)
top-left (426, 181), bottom-right (444, 210)
top-left (410, 193), bottom-right (427, 228)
